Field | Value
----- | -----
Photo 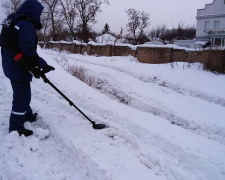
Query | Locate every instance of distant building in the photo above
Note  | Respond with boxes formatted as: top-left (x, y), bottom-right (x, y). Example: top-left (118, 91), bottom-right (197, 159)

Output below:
top-left (196, 0), bottom-right (225, 47)
top-left (174, 0), bottom-right (225, 49)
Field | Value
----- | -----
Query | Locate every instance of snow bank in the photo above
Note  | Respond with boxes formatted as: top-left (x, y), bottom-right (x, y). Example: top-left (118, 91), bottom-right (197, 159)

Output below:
top-left (0, 47), bottom-right (225, 180)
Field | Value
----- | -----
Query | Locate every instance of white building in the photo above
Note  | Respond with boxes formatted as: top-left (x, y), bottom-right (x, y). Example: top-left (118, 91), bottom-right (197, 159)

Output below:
top-left (196, 0), bottom-right (225, 47)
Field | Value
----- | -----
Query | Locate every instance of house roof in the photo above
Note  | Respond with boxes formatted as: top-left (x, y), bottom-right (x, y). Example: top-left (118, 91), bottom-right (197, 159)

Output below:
top-left (196, 0), bottom-right (225, 18)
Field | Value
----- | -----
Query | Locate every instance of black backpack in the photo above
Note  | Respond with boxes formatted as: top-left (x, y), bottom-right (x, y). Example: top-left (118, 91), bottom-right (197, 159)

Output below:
top-left (0, 13), bottom-right (37, 52)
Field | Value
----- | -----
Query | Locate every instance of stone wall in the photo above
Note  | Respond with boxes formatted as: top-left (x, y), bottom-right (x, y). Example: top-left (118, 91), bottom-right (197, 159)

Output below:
top-left (41, 41), bottom-right (136, 57)
top-left (38, 41), bottom-right (225, 73)
top-left (200, 50), bottom-right (225, 72)
top-left (136, 46), bottom-right (225, 73)
top-left (173, 49), bottom-right (224, 72)
top-left (87, 44), bottom-right (107, 56)
top-left (137, 47), bottom-right (172, 64)
top-left (112, 46), bottom-right (133, 56)
top-left (42, 42), bottom-right (87, 54)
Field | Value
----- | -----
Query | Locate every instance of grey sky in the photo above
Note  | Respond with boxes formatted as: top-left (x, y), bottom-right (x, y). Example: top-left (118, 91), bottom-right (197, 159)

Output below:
top-left (0, 0), bottom-right (214, 34)
top-left (95, 0), bottom-right (213, 33)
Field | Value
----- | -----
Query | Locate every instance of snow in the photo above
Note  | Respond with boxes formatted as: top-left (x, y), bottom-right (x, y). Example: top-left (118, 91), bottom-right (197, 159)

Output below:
top-left (194, 41), bottom-right (209, 45)
top-left (95, 33), bottom-right (124, 44)
top-left (138, 43), bottom-right (193, 51)
top-left (0, 47), bottom-right (225, 180)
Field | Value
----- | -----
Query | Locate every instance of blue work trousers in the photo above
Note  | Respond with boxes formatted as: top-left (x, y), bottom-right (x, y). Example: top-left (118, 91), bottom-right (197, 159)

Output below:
top-left (9, 80), bottom-right (33, 132)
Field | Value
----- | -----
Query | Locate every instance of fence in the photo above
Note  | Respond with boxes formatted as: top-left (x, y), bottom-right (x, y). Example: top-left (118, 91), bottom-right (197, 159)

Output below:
top-left (38, 41), bottom-right (225, 73)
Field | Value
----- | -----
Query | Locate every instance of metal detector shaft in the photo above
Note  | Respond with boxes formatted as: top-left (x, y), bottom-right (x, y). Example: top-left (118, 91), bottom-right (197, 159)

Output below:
top-left (40, 74), bottom-right (106, 130)
top-left (40, 74), bottom-right (96, 125)
top-left (14, 53), bottom-right (105, 129)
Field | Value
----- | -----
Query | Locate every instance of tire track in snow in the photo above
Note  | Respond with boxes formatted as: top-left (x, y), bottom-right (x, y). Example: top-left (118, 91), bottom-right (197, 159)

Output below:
top-left (42, 50), bottom-right (225, 179)
top-left (83, 71), bottom-right (225, 145)
top-left (58, 53), bottom-right (225, 108)
top-left (92, 107), bottom-right (225, 180)
top-left (29, 75), bottom-right (162, 180)
top-left (52, 54), bottom-right (225, 145)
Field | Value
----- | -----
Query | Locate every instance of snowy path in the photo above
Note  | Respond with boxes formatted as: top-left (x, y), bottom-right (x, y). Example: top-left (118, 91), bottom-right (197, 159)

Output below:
top-left (0, 48), bottom-right (225, 180)
top-left (0, 69), bottom-right (96, 180)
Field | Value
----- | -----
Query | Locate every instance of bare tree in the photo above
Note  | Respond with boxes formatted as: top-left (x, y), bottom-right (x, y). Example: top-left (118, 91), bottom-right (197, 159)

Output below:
top-left (126, 8), bottom-right (139, 44)
top-left (112, 27), bottom-right (123, 56)
top-left (183, 25), bottom-right (196, 40)
top-left (126, 8), bottom-right (150, 45)
top-left (38, 12), bottom-right (52, 42)
top-left (138, 11), bottom-right (150, 41)
top-left (149, 24), bottom-right (168, 44)
top-left (1, 0), bottom-right (23, 16)
top-left (149, 22), bottom-right (196, 43)
top-left (59, 0), bottom-right (78, 40)
top-left (40, 0), bottom-right (64, 41)
top-left (176, 21), bottom-right (185, 40)
top-left (76, 0), bottom-right (109, 43)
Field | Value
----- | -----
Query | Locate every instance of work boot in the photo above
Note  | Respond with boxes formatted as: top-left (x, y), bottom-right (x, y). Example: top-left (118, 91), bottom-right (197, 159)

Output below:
top-left (26, 113), bottom-right (38, 123)
top-left (17, 129), bottom-right (33, 137)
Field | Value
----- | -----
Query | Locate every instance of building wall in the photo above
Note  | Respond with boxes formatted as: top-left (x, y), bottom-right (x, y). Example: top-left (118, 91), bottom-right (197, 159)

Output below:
top-left (196, 0), bottom-right (225, 38)
top-left (196, 17), bottom-right (225, 38)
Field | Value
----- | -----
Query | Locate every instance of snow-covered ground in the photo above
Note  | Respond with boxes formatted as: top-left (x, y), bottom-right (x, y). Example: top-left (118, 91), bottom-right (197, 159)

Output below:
top-left (0, 47), bottom-right (225, 180)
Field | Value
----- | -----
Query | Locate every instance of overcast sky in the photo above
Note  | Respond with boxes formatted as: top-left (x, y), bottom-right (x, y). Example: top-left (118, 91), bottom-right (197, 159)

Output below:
top-left (95, 0), bottom-right (213, 33)
top-left (0, 0), bottom-right (214, 33)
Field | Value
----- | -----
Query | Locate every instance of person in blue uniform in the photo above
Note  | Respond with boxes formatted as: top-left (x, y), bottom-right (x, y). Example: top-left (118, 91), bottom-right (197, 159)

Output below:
top-left (0, 0), bottom-right (54, 136)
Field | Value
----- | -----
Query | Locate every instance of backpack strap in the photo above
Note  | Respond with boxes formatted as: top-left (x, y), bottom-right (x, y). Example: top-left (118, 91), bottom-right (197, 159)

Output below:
top-left (1, 13), bottom-right (31, 28)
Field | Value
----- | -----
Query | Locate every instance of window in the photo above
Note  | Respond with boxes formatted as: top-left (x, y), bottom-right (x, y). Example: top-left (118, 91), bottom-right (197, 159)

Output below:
top-left (205, 21), bottom-right (210, 31)
top-left (214, 21), bottom-right (220, 29)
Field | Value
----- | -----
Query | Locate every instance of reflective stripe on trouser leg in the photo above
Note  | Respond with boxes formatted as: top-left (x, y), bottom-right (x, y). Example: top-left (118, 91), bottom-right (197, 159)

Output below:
top-left (9, 81), bottom-right (31, 132)
top-left (11, 111), bottom-right (26, 115)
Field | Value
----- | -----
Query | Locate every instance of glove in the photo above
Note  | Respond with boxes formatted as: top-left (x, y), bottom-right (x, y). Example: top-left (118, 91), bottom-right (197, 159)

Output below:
top-left (27, 55), bottom-right (39, 69)
top-left (42, 65), bottom-right (55, 74)
top-left (15, 54), bottom-right (41, 78)
top-left (25, 56), bottom-right (41, 78)
top-left (29, 66), bottom-right (41, 78)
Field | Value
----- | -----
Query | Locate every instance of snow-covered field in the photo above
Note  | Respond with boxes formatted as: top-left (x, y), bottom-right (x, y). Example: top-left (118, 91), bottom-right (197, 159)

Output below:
top-left (0, 47), bottom-right (225, 180)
